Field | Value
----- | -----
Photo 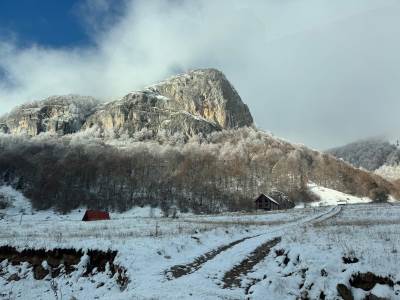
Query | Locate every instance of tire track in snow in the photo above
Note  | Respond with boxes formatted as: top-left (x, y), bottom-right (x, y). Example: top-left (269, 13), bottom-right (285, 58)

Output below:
top-left (165, 234), bottom-right (260, 280)
top-left (164, 206), bottom-right (341, 282)
top-left (222, 237), bottom-right (282, 288)
top-left (221, 205), bottom-right (342, 292)
top-left (308, 205), bottom-right (342, 225)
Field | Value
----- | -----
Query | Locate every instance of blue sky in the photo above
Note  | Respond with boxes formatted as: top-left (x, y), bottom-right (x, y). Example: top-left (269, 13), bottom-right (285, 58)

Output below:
top-left (0, 0), bottom-right (400, 149)
top-left (0, 0), bottom-right (91, 47)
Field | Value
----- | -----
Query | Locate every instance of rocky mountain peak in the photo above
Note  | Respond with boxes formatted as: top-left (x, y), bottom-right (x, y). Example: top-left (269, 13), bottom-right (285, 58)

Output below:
top-left (82, 68), bottom-right (254, 139)
top-left (0, 69), bottom-right (254, 139)
top-left (147, 68), bottom-right (253, 129)
top-left (0, 95), bottom-right (100, 136)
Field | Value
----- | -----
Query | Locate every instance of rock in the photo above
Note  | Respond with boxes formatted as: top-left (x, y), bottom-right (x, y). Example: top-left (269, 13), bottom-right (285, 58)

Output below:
top-left (81, 69), bottom-right (253, 140)
top-left (337, 283), bottom-right (354, 300)
top-left (148, 69), bottom-right (253, 129)
top-left (350, 272), bottom-right (394, 291)
top-left (46, 255), bottom-right (61, 268)
top-left (51, 267), bottom-right (61, 278)
top-left (83, 91), bottom-right (221, 140)
top-left (33, 264), bottom-right (49, 280)
top-left (342, 256), bottom-right (359, 264)
top-left (29, 255), bottom-right (43, 266)
top-left (1, 69), bottom-right (253, 141)
top-left (62, 253), bottom-right (81, 266)
top-left (0, 95), bottom-right (99, 136)
top-left (7, 273), bottom-right (20, 282)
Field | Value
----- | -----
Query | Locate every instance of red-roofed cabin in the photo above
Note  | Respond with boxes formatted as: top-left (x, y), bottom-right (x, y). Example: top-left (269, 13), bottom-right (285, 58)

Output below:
top-left (82, 210), bottom-right (110, 221)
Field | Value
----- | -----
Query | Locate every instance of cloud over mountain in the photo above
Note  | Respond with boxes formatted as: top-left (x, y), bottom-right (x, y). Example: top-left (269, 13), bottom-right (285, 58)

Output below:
top-left (1, 0), bottom-right (400, 148)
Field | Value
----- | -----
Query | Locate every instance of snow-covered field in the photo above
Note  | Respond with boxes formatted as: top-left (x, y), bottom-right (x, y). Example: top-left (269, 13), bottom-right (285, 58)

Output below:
top-left (1, 186), bottom-right (400, 299)
top-left (296, 183), bottom-right (373, 207)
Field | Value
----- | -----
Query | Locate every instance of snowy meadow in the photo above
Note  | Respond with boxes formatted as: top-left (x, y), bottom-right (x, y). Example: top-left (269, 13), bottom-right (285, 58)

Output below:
top-left (0, 187), bottom-right (399, 299)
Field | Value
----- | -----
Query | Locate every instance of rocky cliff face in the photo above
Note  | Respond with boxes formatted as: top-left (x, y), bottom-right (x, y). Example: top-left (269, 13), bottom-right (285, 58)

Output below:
top-left (0, 69), bottom-right (253, 139)
top-left (148, 69), bottom-right (253, 129)
top-left (83, 69), bottom-right (253, 139)
top-left (82, 91), bottom-right (221, 139)
top-left (0, 95), bottom-right (99, 136)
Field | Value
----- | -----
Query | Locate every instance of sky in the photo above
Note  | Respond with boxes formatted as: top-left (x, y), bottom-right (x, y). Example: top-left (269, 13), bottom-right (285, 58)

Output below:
top-left (0, 0), bottom-right (400, 149)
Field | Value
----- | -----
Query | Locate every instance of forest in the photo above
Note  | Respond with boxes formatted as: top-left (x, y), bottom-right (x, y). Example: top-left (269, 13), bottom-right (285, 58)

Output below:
top-left (0, 127), bottom-right (395, 214)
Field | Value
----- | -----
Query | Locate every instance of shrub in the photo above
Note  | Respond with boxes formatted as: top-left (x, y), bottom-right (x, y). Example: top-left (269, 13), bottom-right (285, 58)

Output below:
top-left (288, 187), bottom-right (320, 204)
top-left (369, 187), bottom-right (389, 202)
top-left (0, 194), bottom-right (9, 209)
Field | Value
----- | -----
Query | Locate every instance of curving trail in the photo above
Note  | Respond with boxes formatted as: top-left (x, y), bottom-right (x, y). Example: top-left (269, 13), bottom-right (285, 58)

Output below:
top-left (221, 205), bottom-right (342, 291)
top-left (165, 234), bottom-right (259, 280)
top-left (164, 205), bottom-right (342, 284)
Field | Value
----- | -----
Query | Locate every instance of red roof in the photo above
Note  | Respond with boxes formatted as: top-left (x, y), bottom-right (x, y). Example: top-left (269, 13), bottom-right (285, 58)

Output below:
top-left (82, 210), bottom-right (110, 221)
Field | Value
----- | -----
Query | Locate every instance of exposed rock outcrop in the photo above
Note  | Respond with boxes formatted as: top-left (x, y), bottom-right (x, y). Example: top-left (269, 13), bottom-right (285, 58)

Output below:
top-left (0, 95), bottom-right (99, 136)
top-left (83, 69), bottom-right (253, 139)
top-left (1, 69), bottom-right (253, 139)
top-left (0, 246), bottom-right (128, 289)
top-left (148, 69), bottom-right (253, 129)
top-left (82, 90), bottom-right (221, 139)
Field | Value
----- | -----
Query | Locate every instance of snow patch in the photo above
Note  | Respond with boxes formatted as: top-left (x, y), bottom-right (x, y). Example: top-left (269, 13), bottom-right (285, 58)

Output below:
top-left (296, 183), bottom-right (372, 207)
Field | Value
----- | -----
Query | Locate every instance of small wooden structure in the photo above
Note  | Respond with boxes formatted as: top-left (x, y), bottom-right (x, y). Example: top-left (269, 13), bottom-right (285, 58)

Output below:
top-left (255, 194), bottom-right (280, 211)
top-left (82, 210), bottom-right (110, 221)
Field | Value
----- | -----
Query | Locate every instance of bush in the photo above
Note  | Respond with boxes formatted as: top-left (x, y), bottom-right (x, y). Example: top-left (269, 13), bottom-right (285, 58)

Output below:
top-left (288, 187), bottom-right (320, 204)
top-left (369, 187), bottom-right (389, 202)
top-left (0, 195), bottom-right (9, 209)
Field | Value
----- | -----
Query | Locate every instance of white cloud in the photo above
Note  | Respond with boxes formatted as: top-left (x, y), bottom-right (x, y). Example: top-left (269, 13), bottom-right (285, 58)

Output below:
top-left (1, 0), bottom-right (400, 149)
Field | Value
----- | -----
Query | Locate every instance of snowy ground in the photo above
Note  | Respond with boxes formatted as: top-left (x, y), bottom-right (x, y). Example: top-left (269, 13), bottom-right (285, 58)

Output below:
top-left (0, 186), bottom-right (400, 299)
top-left (295, 183), bottom-right (373, 207)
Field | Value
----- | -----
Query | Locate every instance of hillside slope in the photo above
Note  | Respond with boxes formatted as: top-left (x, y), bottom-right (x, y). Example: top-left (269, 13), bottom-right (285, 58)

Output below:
top-left (328, 137), bottom-right (400, 181)
top-left (0, 69), bottom-right (398, 212)
top-left (0, 95), bottom-right (100, 136)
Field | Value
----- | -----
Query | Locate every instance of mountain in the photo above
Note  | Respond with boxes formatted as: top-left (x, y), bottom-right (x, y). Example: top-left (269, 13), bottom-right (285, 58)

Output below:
top-left (327, 138), bottom-right (400, 181)
top-left (0, 69), bottom-right (253, 140)
top-left (0, 95), bottom-right (100, 136)
top-left (0, 69), bottom-right (398, 213)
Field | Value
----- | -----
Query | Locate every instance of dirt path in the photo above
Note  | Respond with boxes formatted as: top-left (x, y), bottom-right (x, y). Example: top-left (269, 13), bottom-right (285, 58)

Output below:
top-left (164, 206), bottom-right (341, 282)
top-left (221, 206), bottom-right (342, 291)
top-left (222, 237), bottom-right (281, 289)
top-left (308, 205), bottom-right (342, 225)
top-left (165, 234), bottom-right (259, 279)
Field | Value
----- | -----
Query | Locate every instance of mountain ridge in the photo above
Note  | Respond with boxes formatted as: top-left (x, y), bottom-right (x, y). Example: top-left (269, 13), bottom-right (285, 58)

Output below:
top-left (0, 69), bottom-right (398, 213)
top-left (327, 137), bottom-right (400, 181)
top-left (0, 69), bottom-right (254, 140)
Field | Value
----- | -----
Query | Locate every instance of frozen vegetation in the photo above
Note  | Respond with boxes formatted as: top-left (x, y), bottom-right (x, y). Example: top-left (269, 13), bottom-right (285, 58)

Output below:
top-left (328, 137), bottom-right (400, 181)
top-left (1, 126), bottom-right (397, 216)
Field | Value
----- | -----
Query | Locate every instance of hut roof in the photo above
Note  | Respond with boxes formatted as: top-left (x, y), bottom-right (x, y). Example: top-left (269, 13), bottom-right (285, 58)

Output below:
top-left (82, 210), bottom-right (110, 221)
top-left (255, 194), bottom-right (280, 205)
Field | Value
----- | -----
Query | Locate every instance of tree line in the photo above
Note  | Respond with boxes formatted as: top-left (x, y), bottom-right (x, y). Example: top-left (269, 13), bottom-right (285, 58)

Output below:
top-left (0, 128), bottom-right (396, 214)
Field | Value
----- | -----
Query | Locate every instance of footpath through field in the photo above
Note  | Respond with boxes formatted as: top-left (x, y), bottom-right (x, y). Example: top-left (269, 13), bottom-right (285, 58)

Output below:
top-left (157, 206), bottom-right (342, 299)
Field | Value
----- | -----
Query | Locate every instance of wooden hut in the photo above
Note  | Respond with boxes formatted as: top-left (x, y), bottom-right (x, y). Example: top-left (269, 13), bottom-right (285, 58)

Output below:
top-left (82, 210), bottom-right (110, 221)
top-left (255, 194), bottom-right (280, 211)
